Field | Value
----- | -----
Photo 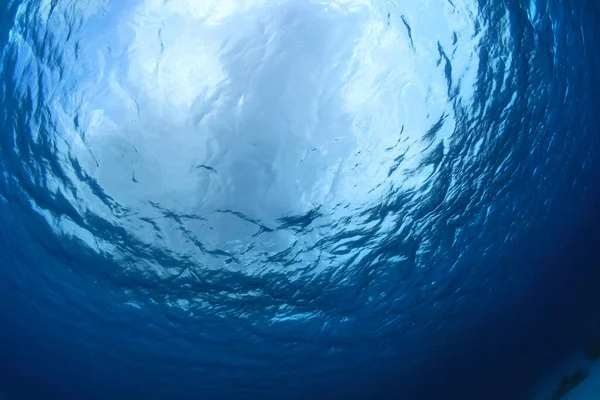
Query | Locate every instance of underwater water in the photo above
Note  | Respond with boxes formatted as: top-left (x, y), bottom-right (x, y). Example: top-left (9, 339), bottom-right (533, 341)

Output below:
top-left (0, 0), bottom-right (599, 399)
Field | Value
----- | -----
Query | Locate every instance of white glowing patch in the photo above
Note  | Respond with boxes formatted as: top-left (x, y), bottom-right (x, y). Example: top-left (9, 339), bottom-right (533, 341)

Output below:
top-left (10, 0), bottom-right (483, 277)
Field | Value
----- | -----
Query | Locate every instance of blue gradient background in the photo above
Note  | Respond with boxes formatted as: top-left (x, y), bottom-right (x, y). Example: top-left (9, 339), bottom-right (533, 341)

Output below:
top-left (0, 0), bottom-right (599, 399)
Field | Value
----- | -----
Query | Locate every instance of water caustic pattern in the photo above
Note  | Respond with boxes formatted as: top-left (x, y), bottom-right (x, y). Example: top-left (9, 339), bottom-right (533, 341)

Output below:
top-left (0, 0), bottom-right (598, 398)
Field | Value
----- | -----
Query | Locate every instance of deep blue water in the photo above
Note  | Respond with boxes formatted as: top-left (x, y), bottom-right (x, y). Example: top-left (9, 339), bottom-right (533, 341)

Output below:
top-left (0, 0), bottom-right (599, 399)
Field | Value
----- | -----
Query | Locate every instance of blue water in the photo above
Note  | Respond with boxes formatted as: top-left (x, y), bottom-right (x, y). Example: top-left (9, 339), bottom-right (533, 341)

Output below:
top-left (1, 0), bottom-right (599, 399)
